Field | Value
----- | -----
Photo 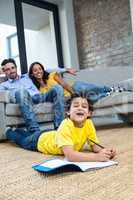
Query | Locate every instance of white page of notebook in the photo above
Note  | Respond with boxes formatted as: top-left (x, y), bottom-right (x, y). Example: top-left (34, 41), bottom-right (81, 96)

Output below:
top-left (40, 158), bottom-right (118, 171)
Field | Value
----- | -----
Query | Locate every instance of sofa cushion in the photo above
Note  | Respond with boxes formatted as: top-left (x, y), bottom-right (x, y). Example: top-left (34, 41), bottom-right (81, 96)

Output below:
top-left (93, 103), bottom-right (133, 117)
top-left (6, 102), bottom-right (53, 116)
top-left (0, 76), bottom-right (6, 83)
top-left (6, 113), bottom-right (54, 126)
top-left (0, 91), bottom-right (10, 103)
top-left (94, 91), bottom-right (133, 108)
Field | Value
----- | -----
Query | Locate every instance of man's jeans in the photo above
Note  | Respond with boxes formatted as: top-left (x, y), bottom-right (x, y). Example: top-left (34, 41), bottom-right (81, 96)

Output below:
top-left (10, 89), bottom-right (41, 135)
top-left (9, 85), bottom-right (64, 133)
top-left (72, 81), bottom-right (111, 103)
top-left (32, 85), bottom-right (64, 129)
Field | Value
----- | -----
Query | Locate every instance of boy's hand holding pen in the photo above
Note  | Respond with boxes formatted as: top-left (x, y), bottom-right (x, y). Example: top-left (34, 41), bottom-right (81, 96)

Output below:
top-left (99, 148), bottom-right (116, 160)
top-left (89, 139), bottom-right (116, 160)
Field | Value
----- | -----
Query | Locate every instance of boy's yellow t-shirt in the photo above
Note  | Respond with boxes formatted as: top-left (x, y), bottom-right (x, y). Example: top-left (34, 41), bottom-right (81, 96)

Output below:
top-left (37, 118), bottom-right (99, 155)
top-left (39, 71), bottom-right (70, 97)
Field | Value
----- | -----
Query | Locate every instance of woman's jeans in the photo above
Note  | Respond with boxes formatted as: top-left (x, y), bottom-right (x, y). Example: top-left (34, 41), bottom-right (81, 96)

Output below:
top-left (72, 81), bottom-right (111, 103)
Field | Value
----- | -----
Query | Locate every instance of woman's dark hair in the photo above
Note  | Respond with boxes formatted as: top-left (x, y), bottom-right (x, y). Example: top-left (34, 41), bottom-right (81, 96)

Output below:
top-left (29, 62), bottom-right (49, 89)
top-left (65, 91), bottom-right (93, 117)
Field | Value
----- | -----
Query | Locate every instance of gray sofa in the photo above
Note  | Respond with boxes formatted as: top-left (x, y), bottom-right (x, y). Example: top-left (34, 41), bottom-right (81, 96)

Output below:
top-left (1, 66), bottom-right (133, 140)
top-left (64, 66), bottom-right (133, 125)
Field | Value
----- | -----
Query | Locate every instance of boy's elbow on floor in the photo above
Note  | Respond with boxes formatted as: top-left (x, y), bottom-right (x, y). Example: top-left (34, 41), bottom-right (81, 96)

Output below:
top-left (62, 146), bottom-right (77, 161)
top-left (64, 152), bottom-right (75, 162)
top-left (64, 154), bottom-right (71, 161)
top-left (64, 152), bottom-right (80, 162)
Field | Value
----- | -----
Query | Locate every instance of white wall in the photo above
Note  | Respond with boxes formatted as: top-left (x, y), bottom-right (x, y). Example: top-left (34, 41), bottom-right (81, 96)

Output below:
top-left (58, 0), bottom-right (79, 69)
top-left (41, 0), bottom-right (80, 69)
top-left (0, 0), bottom-right (80, 72)
top-left (0, 23), bottom-right (58, 71)
top-left (0, 24), bottom-right (22, 74)
top-left (130, 0), bottom-right (133, 32)
top-left (25, 24), bottom-right (58, 69)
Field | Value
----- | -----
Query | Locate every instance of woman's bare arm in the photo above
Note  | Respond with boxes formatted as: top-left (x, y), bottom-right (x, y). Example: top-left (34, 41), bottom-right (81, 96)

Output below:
top-left (54, 73), bottom-right (74, 94)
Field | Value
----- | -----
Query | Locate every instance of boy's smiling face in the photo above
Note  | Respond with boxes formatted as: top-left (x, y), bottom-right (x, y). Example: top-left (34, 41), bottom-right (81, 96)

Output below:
top-left (67, 97), bottom-right (91, 127)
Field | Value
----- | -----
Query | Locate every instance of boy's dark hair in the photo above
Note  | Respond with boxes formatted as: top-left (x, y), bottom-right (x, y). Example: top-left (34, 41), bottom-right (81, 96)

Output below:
top-left (1, 58), bottom-right (17, 68)
top-left (65, 91), bottom-right (94, 117)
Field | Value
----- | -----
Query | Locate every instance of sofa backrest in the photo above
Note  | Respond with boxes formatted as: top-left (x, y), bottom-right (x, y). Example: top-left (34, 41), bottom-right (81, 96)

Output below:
top-left (1, 66), bottom-right (133, 87)
top-left (64, 66), bottom-right (133, 86)
top-left (0, 76), bottom-right (6, 83)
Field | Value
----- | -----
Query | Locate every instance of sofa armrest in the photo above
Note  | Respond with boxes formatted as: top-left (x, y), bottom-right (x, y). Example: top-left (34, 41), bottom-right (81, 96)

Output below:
top-left (0, 91), bottom-right (10, 103)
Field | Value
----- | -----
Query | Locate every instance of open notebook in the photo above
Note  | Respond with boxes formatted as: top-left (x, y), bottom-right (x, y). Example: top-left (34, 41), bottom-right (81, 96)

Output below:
top-left (32, 158), bottom-right (118, 173)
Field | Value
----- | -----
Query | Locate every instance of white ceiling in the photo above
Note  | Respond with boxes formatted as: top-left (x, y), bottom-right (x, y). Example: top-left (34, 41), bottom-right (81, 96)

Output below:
top-left (0, 0), bottom-right (59, 30)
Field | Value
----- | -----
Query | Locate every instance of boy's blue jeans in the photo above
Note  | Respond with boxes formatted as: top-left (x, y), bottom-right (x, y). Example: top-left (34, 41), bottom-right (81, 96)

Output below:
top-left (6, 128), bottom-right (40, 150)
top-left (72, 81), bottom-right (111, 102)
top-left (6, 128), bottom-right (52, 151)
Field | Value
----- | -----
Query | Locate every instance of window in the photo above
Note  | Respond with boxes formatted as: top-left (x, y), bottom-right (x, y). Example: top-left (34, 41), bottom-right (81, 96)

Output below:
top-left (0, 0), bottom-right (63, 74)
top-left (7, 33), bottom-right (20, 71)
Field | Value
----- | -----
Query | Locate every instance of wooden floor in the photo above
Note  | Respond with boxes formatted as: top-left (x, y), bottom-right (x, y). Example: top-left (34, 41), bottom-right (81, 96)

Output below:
top-left (0, 126), bottom-right (133, 200)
